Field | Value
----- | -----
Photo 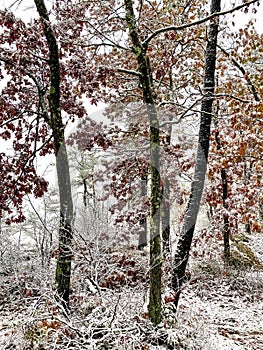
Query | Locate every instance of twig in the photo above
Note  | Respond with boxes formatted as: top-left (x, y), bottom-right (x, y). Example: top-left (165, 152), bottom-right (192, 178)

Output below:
top-left (217, 44), bottom-right (261, 102)
top-left (109, 294), bottom-right (121, 328)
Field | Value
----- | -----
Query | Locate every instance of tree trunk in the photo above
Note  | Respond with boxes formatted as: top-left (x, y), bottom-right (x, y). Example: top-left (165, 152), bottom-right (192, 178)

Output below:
top-left (124, 0), bottom-right (162, 325)
top-left (214, 129), bottom-right (231, 261)
top-left (172, 0), bottom-right (221, 309)
top-left (138, 174), bottom-right (148, 250)
top-left (214, 90), bottom-right (231, 262)
top-left (161, 178), bottom-right (171, 256)
top-left (244, 160), bottom-right (253, 235)
top-left (55, 142), bottom-right (74, 305)
top-left (34, 0), bottom-right (74, 307)
top-left (162, 120), bottom-right (172, 256)
top-left (222, 168), bottom-right (231, 260)
top-left (149, 114), bottom-right (162, 325)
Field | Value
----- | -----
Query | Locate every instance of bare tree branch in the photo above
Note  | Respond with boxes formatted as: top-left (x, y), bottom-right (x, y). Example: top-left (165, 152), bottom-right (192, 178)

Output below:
top-left (117, 67), bottom-right (142, 77)
top-left (143, 0), bottom-right (258, 47)
top-left (215, 92), bottom-right (256, 104)
top-left (217, 44), bottom-right (261, 102)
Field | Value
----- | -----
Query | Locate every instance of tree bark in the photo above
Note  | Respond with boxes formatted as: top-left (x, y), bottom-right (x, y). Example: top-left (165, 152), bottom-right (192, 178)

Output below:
top-left (161, 120), bottom-right (172, 256)
top-left (138, 174), bottom-right (148, 250)
top-left (222, 167), bottom-right (231, 259)
top-left (172, 0), bottom-right (221, 309)
top-left (214, 89), bottom-right (231, 261)
top-left (214, 129), bottom-right (231, 261)
top-left (161, 178), bottom-right (171, 256)
top-left (34, 0), bottom-right (74, 307)
top-left (124, 0), bottom-right (162, 325)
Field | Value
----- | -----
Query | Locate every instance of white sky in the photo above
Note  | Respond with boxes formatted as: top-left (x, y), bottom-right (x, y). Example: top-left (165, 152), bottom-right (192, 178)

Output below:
top-left (0, 0), bottom-right (262, 33)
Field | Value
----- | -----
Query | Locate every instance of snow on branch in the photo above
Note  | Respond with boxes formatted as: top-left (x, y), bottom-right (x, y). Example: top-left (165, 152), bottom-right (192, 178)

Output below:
top-left (143, 0), bottom-right (259, 47)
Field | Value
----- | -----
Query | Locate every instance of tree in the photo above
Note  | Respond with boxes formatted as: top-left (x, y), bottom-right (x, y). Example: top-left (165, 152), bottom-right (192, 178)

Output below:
top-left (172, 0), bottom-right (221, 309)
top-left (171, 0), bottom-right (261, 305)
top-left (214, 110), bottom-right (231, 261)
top-left (0, 0), bottom-right (93, 307)
top-left (101, 0), bottom-right (162, 325)
top-left (26, 0), bottom-right (74, 306)
top-left (64, 0), bottom-right (194, 325)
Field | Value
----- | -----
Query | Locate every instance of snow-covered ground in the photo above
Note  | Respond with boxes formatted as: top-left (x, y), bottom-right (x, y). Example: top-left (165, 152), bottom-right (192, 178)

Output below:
top-left (1, 231), bottom-right (263, 349)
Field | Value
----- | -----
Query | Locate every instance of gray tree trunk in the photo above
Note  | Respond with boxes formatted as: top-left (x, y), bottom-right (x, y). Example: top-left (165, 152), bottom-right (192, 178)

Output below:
top-left (124, 0), bottom-right (162, 325)
top-left (161, 178), bottom-right (171, 256)
top-left (172, 0), bottom-right (221, 309)
top-left (34, 0), bottom-right (74, 307)
top-left (214, 123), bottom-right (231, 261)
top-left (138, 174), bottom-right (148, 250)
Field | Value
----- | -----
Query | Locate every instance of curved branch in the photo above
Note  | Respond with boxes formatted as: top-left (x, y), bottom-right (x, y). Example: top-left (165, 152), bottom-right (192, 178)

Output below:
top-left (143, 0), bottom-right (258, 47)
top-left (215, 92), bottom-right (256, 104)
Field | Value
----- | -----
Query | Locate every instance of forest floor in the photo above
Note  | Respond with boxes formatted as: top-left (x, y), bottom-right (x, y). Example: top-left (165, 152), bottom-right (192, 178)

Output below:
top-left (0, 231), bottom-right (263, 349)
